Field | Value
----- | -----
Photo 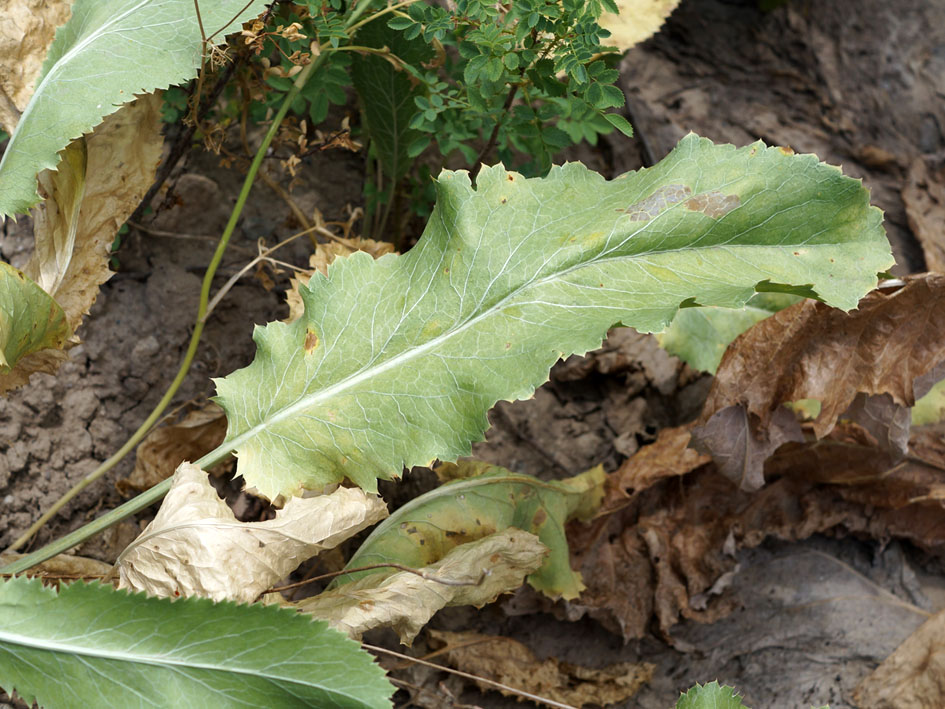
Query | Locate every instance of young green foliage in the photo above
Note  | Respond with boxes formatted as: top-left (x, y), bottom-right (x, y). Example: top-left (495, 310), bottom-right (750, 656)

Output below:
top-left (0, 576), bottom-right (394, 708)
top-left (214, 135), bottom-right (892, 500)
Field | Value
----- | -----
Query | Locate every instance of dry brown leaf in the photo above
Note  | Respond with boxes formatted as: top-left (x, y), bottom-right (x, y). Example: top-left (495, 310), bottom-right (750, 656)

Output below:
top-left (693, 275), bottom-right (945, 490)
top-left (599, 0), bottom-right (681, 53)
top-left (0, 94), bottom-right (164, 394)
top-left (115, 462), bottom-right (388, 602)
top-left (0, 0), bottom-right (72, 133)
top-left (117, 403), bottom-right (228, 496)
top-left (854, 609), bottom-right (945, 709)
top-left (285, 236), bottom-right (394, 322)
top-left (0, 551), bottom-right (112, 579)
top-left (903, 156), bottom-right (945, 272)
top-left (565, 421), bottom-right (945, 640)
top-left (298, 529), bottom-right (547, 644)
top-left (427, 629), bottom-right (654, 706)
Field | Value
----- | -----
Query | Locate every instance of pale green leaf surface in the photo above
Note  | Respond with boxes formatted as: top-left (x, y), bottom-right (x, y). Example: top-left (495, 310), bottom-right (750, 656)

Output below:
top-left (214, 135), bottom-right (892, 499)
top-left (676, 681), bottom-right (749, 709)
top-left (0, 262), bottom-right (70, 373)
top-left (0, 0), bottom-right (268, 217)
top-left (658, 292), bottom-right (801, 373)
top-left (0, 576), bottom-right (393, 709)
top-left (331, 462), bottom-right (606, 600)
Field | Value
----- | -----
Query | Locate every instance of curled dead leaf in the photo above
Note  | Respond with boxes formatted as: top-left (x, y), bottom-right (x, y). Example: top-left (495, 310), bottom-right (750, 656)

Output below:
top-left (566, 421), bottom-right (945, 640)
top-left (115, 462), bottom-right (388, 602)
top-left (298, 528), bottom-right (547, 644)
top-left (427, 629), bottom-right (654, 707)
top-left (694, 275), bottom-right (945, 490)
top-left (599, 0), bottom-right (682, 52)
top-left (117, 403), bottom-right (228, 496)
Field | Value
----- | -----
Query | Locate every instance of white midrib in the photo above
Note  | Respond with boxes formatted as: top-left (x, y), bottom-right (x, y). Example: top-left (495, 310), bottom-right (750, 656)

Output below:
top-left (215, 250), bottom-right (610, 459)
top-left (0, 629), bottom-right (357, 696)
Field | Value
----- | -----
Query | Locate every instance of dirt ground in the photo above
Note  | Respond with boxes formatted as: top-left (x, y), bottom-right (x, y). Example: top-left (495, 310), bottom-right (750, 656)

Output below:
top-left (2, 0), bottom-right (945, 707)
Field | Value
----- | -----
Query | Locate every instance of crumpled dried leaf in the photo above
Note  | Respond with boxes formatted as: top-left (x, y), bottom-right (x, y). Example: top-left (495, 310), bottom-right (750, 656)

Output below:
top-left (0, 0), bottom-right (72, 133)
top-left (116, 462), bottom-right (388, 602)
top-left (693, 275), bottom-right (945, 490)
top-left (854, 609), bottom-right (945, 709)
top-left (298, 529), bottom-right (547, 644)
top-left (0, 94), bottom-right (164, 394)
top-left (565, 421), bottom-right (945, 640)
top-left (599, 0), bottom-right (682, 52)
top-left (285, 237), bottom-right (395, 322)
top-left (117, 403), bottom-right (228, 496)
top-left (427, 629), bottom-right (654, 706)
top-left (902, 156), bottom-right (945, 272)
top-left (30, 138), bottom-right (87, 295)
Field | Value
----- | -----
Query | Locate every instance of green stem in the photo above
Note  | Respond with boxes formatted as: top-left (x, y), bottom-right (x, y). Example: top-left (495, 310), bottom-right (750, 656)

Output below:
top-left (0, 54), bottom-right (326, 577)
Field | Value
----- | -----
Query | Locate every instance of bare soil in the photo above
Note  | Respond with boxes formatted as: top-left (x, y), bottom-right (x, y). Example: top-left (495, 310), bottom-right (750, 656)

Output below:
top-left (2, 0), bottom-right (944, 707)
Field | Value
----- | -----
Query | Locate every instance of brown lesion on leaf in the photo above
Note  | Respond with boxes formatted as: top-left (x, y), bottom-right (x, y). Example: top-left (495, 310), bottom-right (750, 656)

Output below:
top-left (303, 327), bottom-right (319, 354)
top-left (617, 184), bottom-right (693, 221)
top-left (685, 191), bottom-right (740, 218)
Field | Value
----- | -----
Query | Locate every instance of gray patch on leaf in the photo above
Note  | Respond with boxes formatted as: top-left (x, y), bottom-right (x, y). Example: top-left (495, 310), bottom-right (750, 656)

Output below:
top-left (618, 184), bottom-right (692, 221)
top-left (685, 191), bottom-right (741, 218)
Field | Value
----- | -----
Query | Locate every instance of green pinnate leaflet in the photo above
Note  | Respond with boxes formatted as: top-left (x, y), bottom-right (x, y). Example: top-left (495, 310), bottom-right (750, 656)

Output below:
top-left (0, 576), bottom-right (393, 708)
top-left (215, 134), bottom-right (892, 500)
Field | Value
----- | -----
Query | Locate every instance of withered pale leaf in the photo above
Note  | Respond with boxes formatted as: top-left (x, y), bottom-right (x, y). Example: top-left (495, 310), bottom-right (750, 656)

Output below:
top-left (286, 237), bottom-right (395, 322)
top-left (117, 403), bottom-right (228, 496)
top-left (298, 529), bottom-right (547, 644)
top-left (116, 462), bottom-right (388, 602)
top-left (0, 94), bottom-right (164, 394)
top-left (427, 629), bottom-right (654, 706)
top-left (0, 0), bottom-right (72, 133)
top-left (599, 0), bottom-right (681, 52)
top-left (30, 138), bottom-right (88, 295)
top-left (694, 275), bottom-right (945, 490)
top-left (854, 609), bottom-right (945, 709)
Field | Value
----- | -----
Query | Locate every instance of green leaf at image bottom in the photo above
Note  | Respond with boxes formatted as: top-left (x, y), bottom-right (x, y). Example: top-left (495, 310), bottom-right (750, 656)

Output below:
top-left (0, 576), bottom-right (393, 708)
top-left (0, 262), bottom-right (70, 373)
top-left (332, 461), bottom-right (606, 600)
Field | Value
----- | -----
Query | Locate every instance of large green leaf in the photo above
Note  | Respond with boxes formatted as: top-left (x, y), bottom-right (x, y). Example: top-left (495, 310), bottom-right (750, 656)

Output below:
top-left (0, 262), bottom-right (71, 373)
top-left (214, 135), bottom-right (893, 499)
top-left (350, 19), bottom-right (432, 181)
top-left (0, 0), bottom-right (268, 217)
top-left (657, 292), bottom-right (801, 373)
top-left (332, 462), bottom-right (606, 600)
top-left (0, 576), bottom-right (393, 708)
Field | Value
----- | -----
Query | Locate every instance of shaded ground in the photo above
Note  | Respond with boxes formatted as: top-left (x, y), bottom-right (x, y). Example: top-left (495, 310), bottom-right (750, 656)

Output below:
top-left (2, 0), bottom-right (944, 706)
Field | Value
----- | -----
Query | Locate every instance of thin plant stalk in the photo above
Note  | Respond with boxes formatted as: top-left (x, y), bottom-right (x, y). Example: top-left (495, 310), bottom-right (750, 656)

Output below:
top-left (0, 53), bottom-right (326, 575)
